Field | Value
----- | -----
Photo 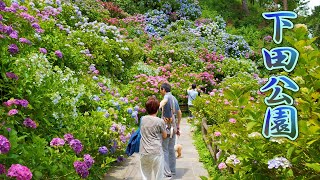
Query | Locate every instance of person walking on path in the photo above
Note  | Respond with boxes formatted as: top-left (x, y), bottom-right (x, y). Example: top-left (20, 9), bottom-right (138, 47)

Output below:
top-left (187, 84), bottom-right (199, 118)
top-left (159, 83), bottom-right (182, 178)
top-left (139, 97), bottom-right (167, 180)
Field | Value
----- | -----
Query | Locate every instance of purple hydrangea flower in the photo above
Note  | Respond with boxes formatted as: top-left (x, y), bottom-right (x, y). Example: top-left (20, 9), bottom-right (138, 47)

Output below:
top-left (0, 135), bottom-right (11, 154)
top-left (0, 164), bottom-right (5, 174)
top-left (50, 138), bottom-right (65, 147)
top-left (39, 48), bottom-right (47, 54)
top-left (0, 1), bottom-right (6, 11)
top-left (3, 25), bottom-right (13, 35)
top-left (23, 118), bottom-right (37, 129)
top-left (98, 146), bottom-right (108, 154)
top-left (9, 31), bottom-right (18, 39)
top-left (110, 123), bottom-right (118, 132)
top-left (8, 44), bottom-right (19, 54)
top-left (8, 109), bottom-right (18, 116)
top-left (134, 105), bottom-right (139, 111)
top-left (11, 2), bottom-right (19, 9)
top-left (70, 139), bottom-right (83, 154)
top-left (84, 154), bottom-right (94, 168)
top-left (55, 50), bottom-right (63, 58)
top-left (104, 112), bottom-right (110, 118)
top-left (120, 135), bottom-right (126, 143)
top-left (127, 108), bottom-right (133, 114)
top-left (31, 23), bottom-right (40, 29)
top-left (63, 133), bottom-right (74, 143)
top-left (268, 157), bottom-right (291, 169)
top-left (73, 161), bottom-right (89, 178)
top-left (19, 38), bottom-right (31, 45)
top-left (117, 155), bottom-right (125, 163)
top-left (0, 14), bottom-right (3, 21)
top-left (89, 64), bottom-right (96, 72)
top-left (19, 6), bottom-right (28, 11)
top-left (6, 72), bottom-right (18, 80)
top-left (17, 99), bottom-right (28, 107)
top-left (7, 164), bottom-right (32, 180)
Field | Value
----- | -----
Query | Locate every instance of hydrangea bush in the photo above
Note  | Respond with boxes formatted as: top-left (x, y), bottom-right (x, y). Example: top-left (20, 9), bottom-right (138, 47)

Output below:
top-left (192, 27), bottom-right (320, 179)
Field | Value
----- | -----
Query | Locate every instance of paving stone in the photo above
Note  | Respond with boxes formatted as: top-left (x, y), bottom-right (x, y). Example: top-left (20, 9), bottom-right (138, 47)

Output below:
top-left (104, 118), bottom-right (209, 179)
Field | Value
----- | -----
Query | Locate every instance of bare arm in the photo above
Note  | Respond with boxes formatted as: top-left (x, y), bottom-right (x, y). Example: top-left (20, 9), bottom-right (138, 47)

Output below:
top-left (176, 110), bottom-right (182, 136)
top-left (177, 110), bottom-right (182, 129)
top-left (159, 98), bottom-right (168, 109)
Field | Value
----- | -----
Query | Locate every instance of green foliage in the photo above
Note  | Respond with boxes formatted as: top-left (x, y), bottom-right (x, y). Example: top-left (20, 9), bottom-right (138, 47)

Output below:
top-left (220, 58), bottom-right (258, 77)
top-left (193, 26), bottom-right (320, 179)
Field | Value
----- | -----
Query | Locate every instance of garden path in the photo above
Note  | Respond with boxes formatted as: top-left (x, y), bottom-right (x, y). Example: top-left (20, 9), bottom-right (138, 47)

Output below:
top-left (104, 117), bottom-right (208, 180)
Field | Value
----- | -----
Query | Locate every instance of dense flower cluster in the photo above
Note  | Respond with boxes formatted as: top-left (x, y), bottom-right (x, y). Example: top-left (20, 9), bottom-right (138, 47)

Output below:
top-left (98, 146), bottom-right (108, 154)
top-left (7, 109), bottom-right (18, 116)
top-left (84, 154), bottom-right (94, 168)
top-left (218, 162), bottom-right (227, 170)
top-left (268, 157), bottom-right (291, 169)
top-left (3, 98), bottom-right (28, 107)
top-left (63, 133), bottom-right (74, 143)
top-left (50, 138), bottom-right (65, 147)
top-left (0, 135), bottom-right (11, 154)
top-left (226, 155), bottom-right (241, 166)
top-left (177, 0), bottom-right (201, 20)
top-left (23, 118), bottom-right (37, 129)
top-left (73, 161), bottom-right (89, 178)
top-left (7, 164), bottom-right (32, 180)
top-left (69, 139), bottom-right (83, 154)
top-left (0, 164), bottom-right (5, 174)
top-left (5, 72), bottom-right (19, 80)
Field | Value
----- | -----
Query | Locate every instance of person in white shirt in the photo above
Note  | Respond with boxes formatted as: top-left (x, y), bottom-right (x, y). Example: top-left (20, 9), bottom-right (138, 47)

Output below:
top-left (187, 84), bottom-right (199, 117)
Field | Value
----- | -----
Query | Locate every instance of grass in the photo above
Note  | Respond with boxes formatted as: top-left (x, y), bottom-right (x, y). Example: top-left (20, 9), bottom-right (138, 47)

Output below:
top-left (192, 128), bottom-right (221, 178)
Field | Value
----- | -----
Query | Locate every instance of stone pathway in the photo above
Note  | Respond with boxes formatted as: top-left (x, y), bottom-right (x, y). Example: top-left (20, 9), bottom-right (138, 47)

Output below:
top-left (104, 118), bottom-right (208, 180)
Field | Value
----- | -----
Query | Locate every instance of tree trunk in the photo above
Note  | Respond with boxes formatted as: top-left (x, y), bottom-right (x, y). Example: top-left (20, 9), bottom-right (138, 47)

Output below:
top-left (242, 0), bottom-right (249, 15)
top-left (273, 0), bottom-right (279, 10)
top-left (283, 0), bottom-right (288, 10)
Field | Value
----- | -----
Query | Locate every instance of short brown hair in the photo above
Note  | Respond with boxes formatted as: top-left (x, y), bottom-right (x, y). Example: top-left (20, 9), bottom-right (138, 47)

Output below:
top-left (145, 97), bottom-right (160, 114)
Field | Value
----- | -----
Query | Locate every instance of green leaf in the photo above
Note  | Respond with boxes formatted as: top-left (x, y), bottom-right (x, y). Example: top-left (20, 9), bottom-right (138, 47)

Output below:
top-left (34, 171), bottom-right (43, 178)
top-left (287, 147), bottom-right (295, 159)
top-left (287, 169), bottom-right (294, 177)
top-left (246, 122), bottom-right (257, 131)
top-left (307, 138), bottom-right (319, 146)
top-left (305, 163), bottom-right (320, 172)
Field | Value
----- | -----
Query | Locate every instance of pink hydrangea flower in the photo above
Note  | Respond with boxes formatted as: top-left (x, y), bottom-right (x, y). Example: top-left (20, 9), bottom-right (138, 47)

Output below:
top-left (50, 138), bottom-right (65, 147)
top-left (8, 109), bottom-right (18, 116)
top-left (7, 164), bottom-right (32, 180)
top-left (218, 162), bottom-right (227, 170)
top-left (229, 118), bottom-right (236, 124)
top-left (214, 132), bottom-right (221, 137)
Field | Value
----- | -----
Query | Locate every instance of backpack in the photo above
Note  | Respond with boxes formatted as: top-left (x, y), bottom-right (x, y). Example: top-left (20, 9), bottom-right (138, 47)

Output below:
top-left (125, 127), bottom-right (141, 156)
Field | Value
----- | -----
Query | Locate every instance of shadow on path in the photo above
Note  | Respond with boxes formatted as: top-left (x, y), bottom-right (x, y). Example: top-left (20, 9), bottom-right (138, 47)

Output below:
top-left (104, 118), bottom-right (208, 180)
